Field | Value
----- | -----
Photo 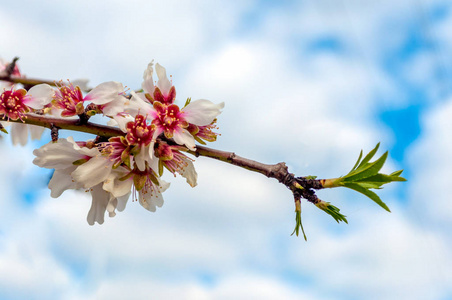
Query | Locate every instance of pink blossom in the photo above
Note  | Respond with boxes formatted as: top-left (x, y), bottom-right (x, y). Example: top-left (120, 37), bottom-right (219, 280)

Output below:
top-left (0, 84), bottom-right (54, 121)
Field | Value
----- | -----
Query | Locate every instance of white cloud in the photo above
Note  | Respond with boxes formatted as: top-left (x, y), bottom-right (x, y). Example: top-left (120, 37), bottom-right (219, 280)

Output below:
top-left (289, 207), bottom-right (452, 300)
top-left (71, 273), bottom-right (318, 300)
top-left (1, 0), bottom-right (452, 299)
top-left (408, 97), bottom-right (452, 229)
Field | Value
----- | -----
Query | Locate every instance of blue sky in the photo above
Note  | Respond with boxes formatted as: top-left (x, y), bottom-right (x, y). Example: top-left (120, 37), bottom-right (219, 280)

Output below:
top-left (1, 0), bottom-right (452, 299)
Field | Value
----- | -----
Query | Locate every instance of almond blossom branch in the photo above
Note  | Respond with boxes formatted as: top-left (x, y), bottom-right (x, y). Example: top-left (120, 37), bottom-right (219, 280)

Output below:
top-left (2, 112), bottom-right (318, 193)
top-left (0, 58), bottom-right (405, 237)
top-left (0, 75), bottom-right (57, 88)
top-left (1, 113), bottom-right (123, 137)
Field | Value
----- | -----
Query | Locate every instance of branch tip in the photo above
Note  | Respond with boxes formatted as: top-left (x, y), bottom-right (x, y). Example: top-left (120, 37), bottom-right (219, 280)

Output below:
top-left (6, 57), bottom-right (20, 77)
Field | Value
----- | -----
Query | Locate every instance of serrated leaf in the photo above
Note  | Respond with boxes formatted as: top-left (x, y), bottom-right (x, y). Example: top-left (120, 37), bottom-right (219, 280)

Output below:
top-left (343, 151), bottom-right (388, 182)
top-left (343, 182), bottom-right (391, 212)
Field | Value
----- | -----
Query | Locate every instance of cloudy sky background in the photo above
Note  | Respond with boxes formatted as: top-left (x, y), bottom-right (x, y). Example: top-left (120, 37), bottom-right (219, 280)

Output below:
top-left (1, 0), bottom-right (452, 299)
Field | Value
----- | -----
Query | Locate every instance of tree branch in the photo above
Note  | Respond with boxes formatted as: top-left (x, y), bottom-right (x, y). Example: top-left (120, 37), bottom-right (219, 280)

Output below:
top-left (0, 67), bottom-right (405, 236)
top-left (2, 113), bottom-right (123, 137)
top-left (0, 75), bottom-right (57, 88)
top-left (2, 113), bottom-right (317, 193)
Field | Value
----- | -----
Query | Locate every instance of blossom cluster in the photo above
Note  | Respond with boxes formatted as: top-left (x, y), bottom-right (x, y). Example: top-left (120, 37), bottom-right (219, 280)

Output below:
top-left (0, 60), bottom-right (224, 224)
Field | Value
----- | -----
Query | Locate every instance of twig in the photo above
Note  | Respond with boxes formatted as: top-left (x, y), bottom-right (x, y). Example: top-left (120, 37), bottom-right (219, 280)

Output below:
top-left (0, 76), bottom-right (57, 87)
top-left (1, 113), bottom-right (325, 196)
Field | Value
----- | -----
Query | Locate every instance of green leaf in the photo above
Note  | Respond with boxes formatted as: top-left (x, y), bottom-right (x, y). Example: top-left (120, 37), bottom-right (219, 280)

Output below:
top-left (350, 150), bottom-right (363, 172)
top-left (390, 170), bottom-right (404, 177)
top-left (291, 210), bottom-right (307, 241)
top-left (316, 202), bottom-right (348, 224)
top-left (355, 174), bottom-right (407, 186)
top-left (355, 182), bottom-right (383, 189)
top-left (343, 182), bottom-right (391, 212)
top-left (343, 151), bottom-right (388, 182)
top-left (357, 142), bottom-right (380, 169)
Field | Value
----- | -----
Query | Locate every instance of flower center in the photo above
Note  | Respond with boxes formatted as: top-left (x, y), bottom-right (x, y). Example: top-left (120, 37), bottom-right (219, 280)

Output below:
top-left (53, 81), bottom-right (85, 117)
top-left (153, 102), bottom-right (188, 138)
top-left (126, 115), bottom-right (155, 147)
top-left (0, 88), bottom-right (29, 121)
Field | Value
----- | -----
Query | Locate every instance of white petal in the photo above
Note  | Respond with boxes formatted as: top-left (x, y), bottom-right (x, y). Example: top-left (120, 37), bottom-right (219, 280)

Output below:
top-left (33, 138), bottom-right (96, 169)
top-left (48, 166), bottom-right (80, 198)
top-left (155, 63), bottom-right (172, 94)
top-left (103, 167), bottom-right (133, 198)
top-left (125, 91), bottom-right (154, 117)
top-left (72, 78), bottom-right (90, 91)
top-left (172, 129), bottom-right (196, 150)
top-left (135, 145), bottom-right (147, 171)
top-left (147, 130), bottom-right (160, 160)
top-left (101, 97), bottom-right (127, 117)
top-left (87, 184), bottom-right (109, 225)
top-left (160, 179), bottom-right (170, 192)
top-left (180, 157), bottom-right (198, 187)
top-left (183, 100), bottom-right (225, 126)
top-left (71, 156), bottom-right (113, 188)
top-left (116, 193), bottom-right (130, 212)
top-left (141, 60), bottom-right (155, 94)
top-left (25, 84), bottom-right (54, 109)
top-left (111, 114), bottom-right (134, 132)
top-left (107, 198), bottom-right (117, 217)
top-left (0, 58), bottom-right (6, 76)
top-left (147, 147), bottom-right (158, 171)
top-left (138, 179), bottom-right (169, 212)
top-left (29, 124), bottom-right (45, 140)
top-left (33, 139), bottom-right (81, 169)
top-left (10, 123), bottom-right (28, 146)
top-left (143, 60), bottom-right (154, 81)
top-left (85, 81), bottom-right (124, 105)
